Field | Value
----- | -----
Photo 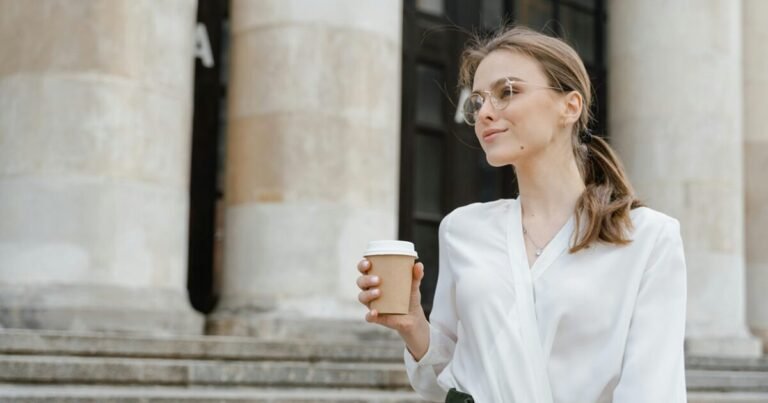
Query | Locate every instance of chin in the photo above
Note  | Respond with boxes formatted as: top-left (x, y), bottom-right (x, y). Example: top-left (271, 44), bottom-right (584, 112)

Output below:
top-left (484, 150), bottom-right (519, 167)
top-left (486, 158), bottom-right (506, 167)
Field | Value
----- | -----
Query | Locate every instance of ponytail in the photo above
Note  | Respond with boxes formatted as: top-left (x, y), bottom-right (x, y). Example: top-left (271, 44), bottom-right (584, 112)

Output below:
top-left (570, 131), bottom-right (643, 253)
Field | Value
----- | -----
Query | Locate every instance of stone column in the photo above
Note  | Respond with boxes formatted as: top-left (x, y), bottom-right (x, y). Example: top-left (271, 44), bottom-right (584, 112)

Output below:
top-left (208, 0), bottom-right (402, 339)
top-left (608, 0), bottom-right (761, 357)
top-left (744, 0), bottom-right (768, 354)
top-left (0, 0), bottom-right (202, 334)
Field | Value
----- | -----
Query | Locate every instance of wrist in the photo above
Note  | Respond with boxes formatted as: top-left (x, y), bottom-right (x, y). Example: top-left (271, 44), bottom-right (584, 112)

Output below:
top-left (397, 308), bottom-right (427, 337)
top-left (399, 316), bottom-right (430, 361)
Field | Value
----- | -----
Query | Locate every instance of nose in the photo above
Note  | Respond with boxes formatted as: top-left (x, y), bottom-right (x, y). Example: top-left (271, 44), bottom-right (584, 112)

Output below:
top-left (476, 96), bottom-right (497, 124)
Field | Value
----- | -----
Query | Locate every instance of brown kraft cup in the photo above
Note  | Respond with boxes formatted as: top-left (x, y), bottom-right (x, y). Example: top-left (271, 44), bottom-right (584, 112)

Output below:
top-left (364, 240), bottom-right (418, 315)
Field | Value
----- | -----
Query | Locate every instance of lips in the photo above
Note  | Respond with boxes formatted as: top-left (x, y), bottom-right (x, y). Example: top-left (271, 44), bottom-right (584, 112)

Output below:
top-left (481, 128), bottom-right (507, 142)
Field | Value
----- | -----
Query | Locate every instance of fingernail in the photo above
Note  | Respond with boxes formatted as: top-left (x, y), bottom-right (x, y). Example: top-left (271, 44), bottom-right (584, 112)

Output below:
top-left (372, 289), bottom-right (380, 296)
top-left (362, 260), bottom-right (370, 267)
top-left (371, 276), bottom-right (379, 284)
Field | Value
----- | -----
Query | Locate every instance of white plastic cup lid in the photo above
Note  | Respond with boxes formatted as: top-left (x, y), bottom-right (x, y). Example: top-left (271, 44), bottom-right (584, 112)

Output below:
top-left (364, 240), bottom-right (418, 258)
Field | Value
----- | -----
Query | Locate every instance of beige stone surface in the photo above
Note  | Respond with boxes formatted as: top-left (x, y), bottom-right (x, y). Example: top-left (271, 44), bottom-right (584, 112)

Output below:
top-left (227, 25), bottom-right (399, 128)
top-left (215, 1), bottom-right (402, 325)
top-left (225, 114), bottom-right (398, 207)
top-left (0, 0), bottom-right (201, 333)
top-left (744, 0), bottom-right (768, 350)
top-left (0, 0), bottom-right (195, 95)
top-left (0, 75), bottom-right (191, 186)
top-left (230, 0), bottom-right (401, 42)
top-left (0, 177), bottom-right (188, 288)
top-left (608, 0), bottom-right (760, 356)
top-left (218, 202), bottom-right (394, 318)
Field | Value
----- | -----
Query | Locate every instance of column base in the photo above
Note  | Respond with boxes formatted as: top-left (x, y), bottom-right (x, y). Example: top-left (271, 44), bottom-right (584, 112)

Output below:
top-left (0, 284), bottom-right (203, 336)
top-left (686, 336), bottom-right (764, 358)
top-left (749, 328), bottom-right (768, 354)
top-left (207, 308), bottom-right (400, 343)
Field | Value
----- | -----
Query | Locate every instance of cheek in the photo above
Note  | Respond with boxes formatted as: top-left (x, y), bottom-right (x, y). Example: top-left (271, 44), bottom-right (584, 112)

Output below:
top-left (500, 107), bottom-right (539, 139)
top-left (505, 105), bottom-right (557, 141)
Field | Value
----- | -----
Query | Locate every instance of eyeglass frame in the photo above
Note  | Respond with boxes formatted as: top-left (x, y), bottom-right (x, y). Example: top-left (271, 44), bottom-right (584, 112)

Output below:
top-left (462, 77), bottom-right (563, 126)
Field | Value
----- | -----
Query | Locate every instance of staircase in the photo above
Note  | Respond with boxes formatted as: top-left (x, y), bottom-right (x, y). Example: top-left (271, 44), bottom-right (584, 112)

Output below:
top-left (0, 328), bottom-right (766, 402)
top-left (0, 328), bottom-right (424, 402)
top-left (686, 356), bottom-right (768, 403)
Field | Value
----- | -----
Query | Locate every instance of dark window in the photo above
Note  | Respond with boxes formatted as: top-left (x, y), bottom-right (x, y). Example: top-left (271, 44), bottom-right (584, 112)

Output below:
top-left (561, 5), bottom-right (596, 65)
top-left (564, 0), bottom-right (595, 11)
top-left (414, 133), bottom-right (444, 216)
top-left (416, 65), bottom-right (446, 128)
top-left (482, 0), bottom-right (505, 28)
top-left (515, 0), bottom-right (555, 32)
top-left (416, 0), bottom-right (445, 15)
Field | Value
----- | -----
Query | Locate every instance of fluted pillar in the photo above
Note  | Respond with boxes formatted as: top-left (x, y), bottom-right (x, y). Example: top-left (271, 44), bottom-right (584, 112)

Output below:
top-left (608, 0), bottom-right (761, 356)
top-left (744, 0), bottom-right (768, 354)
top-left (208, 0), bottom-right (402, 337)
top-left (0, 0), bottom-right (202, 334)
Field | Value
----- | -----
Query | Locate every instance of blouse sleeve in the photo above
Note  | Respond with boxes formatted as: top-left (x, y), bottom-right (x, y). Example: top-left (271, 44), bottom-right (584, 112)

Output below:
top-left (613, 218), bottom-right (688, 402)
top-left (403, 212), bottom-right (459, 402)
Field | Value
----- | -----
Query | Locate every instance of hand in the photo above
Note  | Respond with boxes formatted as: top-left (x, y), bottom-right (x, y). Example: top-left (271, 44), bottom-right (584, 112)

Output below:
top-left (356, 258), bottom-right (428, 335)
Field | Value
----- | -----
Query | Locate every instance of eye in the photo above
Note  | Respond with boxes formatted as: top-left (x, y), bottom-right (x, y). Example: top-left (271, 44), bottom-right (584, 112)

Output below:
top-left (464, 94), bottom-right (484, 113)
top-left (494, 84), bottom-right (515, 100)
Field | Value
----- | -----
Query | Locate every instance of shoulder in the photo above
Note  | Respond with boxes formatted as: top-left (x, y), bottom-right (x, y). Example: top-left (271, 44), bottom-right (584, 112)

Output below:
top-left (629, 206), bottom-right (682, 245)
top-left (439, 199), bottom-right (512, 233)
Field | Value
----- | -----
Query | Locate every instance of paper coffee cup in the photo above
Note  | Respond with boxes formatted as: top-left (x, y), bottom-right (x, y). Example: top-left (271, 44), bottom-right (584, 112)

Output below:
top-left (364, 240), bottom-right (418, 315)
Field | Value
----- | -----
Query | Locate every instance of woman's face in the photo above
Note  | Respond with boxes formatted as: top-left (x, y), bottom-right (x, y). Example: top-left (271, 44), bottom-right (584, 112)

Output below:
top-left (471, 50), bottom-right (566, 167)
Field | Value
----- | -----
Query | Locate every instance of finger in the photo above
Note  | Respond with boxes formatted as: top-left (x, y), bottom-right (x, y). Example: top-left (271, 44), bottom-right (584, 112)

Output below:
top-left (413, 262), bottom-right (424, 281)
top-left (365, 309), bottom-right (381, 323)
top-left (411, 262), bottom-right (424, 293)
top-left (356, 274), bottom-right (380, 290)
top-left (357, 259), bottom-right (371, 274)
top-left (357, 288), bottom-right (380, 305)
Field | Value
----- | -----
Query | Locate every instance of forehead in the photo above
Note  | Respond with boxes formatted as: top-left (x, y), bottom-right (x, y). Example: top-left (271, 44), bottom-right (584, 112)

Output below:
top-left (472, 50), bottom-right (548, 91)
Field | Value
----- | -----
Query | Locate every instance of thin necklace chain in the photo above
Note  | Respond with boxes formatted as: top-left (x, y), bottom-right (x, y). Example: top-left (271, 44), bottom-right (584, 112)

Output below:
top-left (522, 225), bottom-right (550, 257)
top-left (521, 202), bottom-right (555, 257)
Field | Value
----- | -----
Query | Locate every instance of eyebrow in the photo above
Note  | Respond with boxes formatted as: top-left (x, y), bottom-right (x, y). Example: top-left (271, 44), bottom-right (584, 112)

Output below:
top-left (472, 76), bottom-right (527, 92)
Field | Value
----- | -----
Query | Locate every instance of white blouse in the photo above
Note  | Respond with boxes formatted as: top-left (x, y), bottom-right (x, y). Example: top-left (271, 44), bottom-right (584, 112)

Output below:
top-left (404, 198), bottom-right (687, 403)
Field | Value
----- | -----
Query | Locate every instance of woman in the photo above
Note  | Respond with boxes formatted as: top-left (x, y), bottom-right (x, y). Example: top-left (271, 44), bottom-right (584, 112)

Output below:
top-left (356, 26), bottom-right (687, 403)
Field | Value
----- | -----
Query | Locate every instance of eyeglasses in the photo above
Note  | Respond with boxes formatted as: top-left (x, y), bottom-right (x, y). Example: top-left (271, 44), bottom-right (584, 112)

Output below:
top-left (462, 77), bottom-right (561, 126)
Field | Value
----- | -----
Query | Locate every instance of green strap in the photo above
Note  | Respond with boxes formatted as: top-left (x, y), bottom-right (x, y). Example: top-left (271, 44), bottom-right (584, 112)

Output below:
top-left (445, 388), bottom-right (475, 403)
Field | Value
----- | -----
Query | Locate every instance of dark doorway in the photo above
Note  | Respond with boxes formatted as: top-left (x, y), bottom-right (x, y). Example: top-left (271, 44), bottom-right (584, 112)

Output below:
top-left (187, 0), bottom-right (230, 314)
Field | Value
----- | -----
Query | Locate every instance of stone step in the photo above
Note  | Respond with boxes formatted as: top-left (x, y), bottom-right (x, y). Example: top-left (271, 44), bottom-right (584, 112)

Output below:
top-left (687, 392), bottom-right (768, 403)
top-left (686, 370), bottom-right (768, 392)
top-left (0, 384), bottom-right (427, 403)
top-left (1, 386), bottom-right (767, 403)
top-left (687, 356), bottom-right (768, 372)
top-left (2, 329), bottom-right (767, 397)
top-left (206, 316), bottom-right (403, 343)
top-left (0, 354), bottom-right (412, 389)
top-left (2, 354), bottom-right (766, 393)
top-left (0, 328), bottom-right (404, 362)
top-left (4, 329), bottom-right (766, 370)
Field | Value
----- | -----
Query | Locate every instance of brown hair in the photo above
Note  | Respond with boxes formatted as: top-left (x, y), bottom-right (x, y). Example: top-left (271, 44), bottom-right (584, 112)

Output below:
top-left (459, 26), bottom-right (643, 252)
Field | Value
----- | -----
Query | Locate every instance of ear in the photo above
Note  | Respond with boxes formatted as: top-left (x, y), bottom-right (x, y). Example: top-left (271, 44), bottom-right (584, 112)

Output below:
top-left (561, 91), bottom-right (583, 126)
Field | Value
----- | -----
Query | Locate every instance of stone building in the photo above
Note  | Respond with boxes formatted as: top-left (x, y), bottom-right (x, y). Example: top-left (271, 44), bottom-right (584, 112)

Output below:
top-left (0, 0), bottom-right (766, 388)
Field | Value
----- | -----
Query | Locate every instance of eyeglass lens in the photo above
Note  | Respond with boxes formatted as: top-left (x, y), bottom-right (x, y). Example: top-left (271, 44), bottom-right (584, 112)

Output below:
top-left (462, 80), bottom-right (513, 125)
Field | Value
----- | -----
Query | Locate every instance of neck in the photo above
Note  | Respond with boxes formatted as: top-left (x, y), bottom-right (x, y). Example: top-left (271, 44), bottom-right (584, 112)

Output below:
top-left (515, 140), bottom-right (585, 222)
